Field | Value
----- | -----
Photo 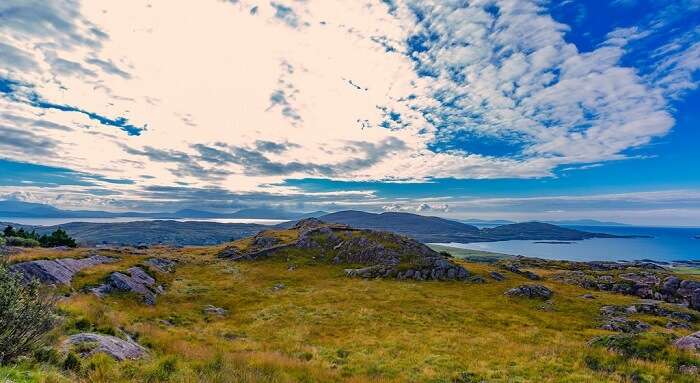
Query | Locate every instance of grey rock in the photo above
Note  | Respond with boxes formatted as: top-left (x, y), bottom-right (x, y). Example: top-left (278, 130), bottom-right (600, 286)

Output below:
top-left (667, 321), bottom-right (691, 329)
top-left (203, 305), bottom-right (227, 316)
top-left (145, 258), bottom-right (177, 273)
top-left (272, 283), bottom-right (286, 291)
top-left (661, 276), bottom-right (681, 294)
top-left (64, 333), bottom-right (146, 361)
top-left (93, 267), bottom-right (159, 305)
top-left (674, 331), bottom-right (700, 352)
top-left (505, 284), bottom-right (553, 299)
top-left (600, 305), bottom-right (627, 317)
top-left (601, 317), bottom-right (650, 333)
top-left (217, 246), bottom-right (242, 259)
top-left (582, 294), bottom-right (595, 299)
top-left (678, 365), bottom-right (699, 375)
top-left (490, 271), bottom-right (505, 281)
top-left (10, 255), bottom-right (116, 285)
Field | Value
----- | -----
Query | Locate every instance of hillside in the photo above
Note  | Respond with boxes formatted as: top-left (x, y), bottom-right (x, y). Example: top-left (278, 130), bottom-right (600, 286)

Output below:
top-left (479, 222), bottom-right (620, 241)
top-left (318, 211), bottom-right (624, 243)
top-left (25, 220), bottom-right (268, 246)
top-left (317, 210), bottom-right (483, 242)
top-left (2, 221), bottom-right (699, 382)
top-left (0, 211), bottom-right (634, 247)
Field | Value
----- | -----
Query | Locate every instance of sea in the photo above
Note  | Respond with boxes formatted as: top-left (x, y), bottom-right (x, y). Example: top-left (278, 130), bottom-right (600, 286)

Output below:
top-left (435, 225), bottom-right (700, 263)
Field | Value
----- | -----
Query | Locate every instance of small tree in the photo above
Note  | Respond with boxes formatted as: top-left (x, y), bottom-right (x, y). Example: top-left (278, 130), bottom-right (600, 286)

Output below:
top-left (39, 228), bottom-right (77, 248)
top-left (0, 263), bottom-right (59, 364)
top-left (3, 225), bottom-right (16, 238)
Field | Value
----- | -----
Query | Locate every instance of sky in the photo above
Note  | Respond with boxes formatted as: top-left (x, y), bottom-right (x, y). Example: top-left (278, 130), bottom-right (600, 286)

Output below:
top-left (0, 0), bottom-right (699, 225)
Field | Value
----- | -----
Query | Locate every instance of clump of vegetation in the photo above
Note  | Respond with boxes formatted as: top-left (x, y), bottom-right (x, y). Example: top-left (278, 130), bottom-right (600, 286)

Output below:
top-left (589, 333), bottom-right (672, 360)
top-left (2, 225), bottom-right (77, 248)
top-left (0, 263), bottom-right (59, 363)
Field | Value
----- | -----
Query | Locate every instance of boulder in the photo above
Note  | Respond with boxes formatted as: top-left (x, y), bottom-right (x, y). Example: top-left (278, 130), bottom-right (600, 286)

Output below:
top-left (601, 317), bottom-right (650, 333)
top-left (64, 333), bottom-right (146, 361)
top-left (490, 271), bottom-right (505, 281)
top-left (504, 284), bottom-right (553, 299)
top-left (501, 264), bottom-right (541, 280)
top-left (217, 246), bottom-right (243, 259)
top-left (145, 258), bottom-right (177, 273)
top-left (661, 276), bottom-right (681, 294)
top-left (203, 305), bottom-right (227, 316)
top-left (10, 255), bottom-right (116, 285)
top-left (92, 267), bottom-right (160, 305)
top-left (674, 331), bottom-right (700, 352)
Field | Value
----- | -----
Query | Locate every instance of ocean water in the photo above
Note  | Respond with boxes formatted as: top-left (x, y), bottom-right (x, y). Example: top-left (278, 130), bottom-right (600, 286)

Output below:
top-left (436, 225), bottom-right (700, 263)
top-left (0, 217), bottom-right (286, 226)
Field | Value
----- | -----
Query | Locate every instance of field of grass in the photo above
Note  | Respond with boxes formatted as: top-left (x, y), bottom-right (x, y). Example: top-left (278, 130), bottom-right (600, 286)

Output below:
top-left (428, 244), bottom-right (512, 263)
top-left (4, 245), bottom-right (700, 382)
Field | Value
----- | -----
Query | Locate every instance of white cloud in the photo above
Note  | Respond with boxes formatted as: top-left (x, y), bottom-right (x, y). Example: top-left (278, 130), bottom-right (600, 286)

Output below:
top-left (0, 0), bottom-right (697, 208)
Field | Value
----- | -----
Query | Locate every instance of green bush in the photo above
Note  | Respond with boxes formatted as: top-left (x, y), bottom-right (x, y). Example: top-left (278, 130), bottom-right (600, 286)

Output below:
top-left (0, 236), bottom-right (5, 246)
top-left (2, 226), bottom-right (78, 248)
top-left (38, 228), bottom-right (77, 248)
top-left (62, 352), bottom-right (82, 372)
top-left (0, 263), bottom-right (59, 363)
top-left (4, 236), bottom-right (40, 247)
top-left (590, 333), bottom-right (671, 360)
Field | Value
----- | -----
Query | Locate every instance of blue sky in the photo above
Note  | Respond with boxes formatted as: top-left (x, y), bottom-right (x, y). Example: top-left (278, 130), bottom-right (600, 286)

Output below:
top-left (0, 0), bottom-right (699, 225)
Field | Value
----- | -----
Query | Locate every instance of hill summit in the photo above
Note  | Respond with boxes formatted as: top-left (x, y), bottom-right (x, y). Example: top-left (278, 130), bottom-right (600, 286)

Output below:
top-left (219, 218), bottom-right (471, 281)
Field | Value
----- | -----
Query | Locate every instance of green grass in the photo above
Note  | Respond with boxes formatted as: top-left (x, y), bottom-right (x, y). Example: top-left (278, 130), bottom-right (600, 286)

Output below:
top-left (5, 244), bottom-right (700, 382)
top-left (428, 244), bottom-right (512, 263)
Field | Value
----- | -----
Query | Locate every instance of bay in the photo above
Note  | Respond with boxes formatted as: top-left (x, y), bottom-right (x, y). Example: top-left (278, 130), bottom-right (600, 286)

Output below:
top-left (434, 225), bottom-right (700, 262)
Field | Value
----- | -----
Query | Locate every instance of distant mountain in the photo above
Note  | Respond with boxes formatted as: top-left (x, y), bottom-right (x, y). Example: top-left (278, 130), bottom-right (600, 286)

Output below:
top-left (0, 220), bottom-right (268, 246)
top-left (317, 211), bottom-right (628, 243)
top-left (318, 210), bottom-right (484, 242)
top-left (545, 219), bottom-right (628, 226)
top-left (460, 219), bottom-right (515, 225)
top-left (0, 200), bottom-right (325, 220)
top-left (479, 222), bottom-right (620, 241)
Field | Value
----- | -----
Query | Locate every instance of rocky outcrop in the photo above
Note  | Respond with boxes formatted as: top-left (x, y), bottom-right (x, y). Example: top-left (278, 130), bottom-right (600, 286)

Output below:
top-left (490, 271), bottom-right (505, 281)
top-left (500, 263), bottom-right (541, 280)
top-left (145, 258), bottom-right (177, 273)
top-left (344, 260), bottom-right (470, 281)
top-left (10, 255), bottom-right (116, 285)
top-left (598, 302), bottom-right (695, 334)
top-left (553, 269), bottom-right (700, 311)
top-left (92, 267), bottom-right (162, 305)
top-left (504, 284), bottom-right (553, 299)
top-left (225, 219), bottom-right (471, 281)
top-left (674, 331), bottom-right (700, 352)
top-left (600, 317), bottom-right (650, 333)
top-left (64, 333), bottom-right (146, 361)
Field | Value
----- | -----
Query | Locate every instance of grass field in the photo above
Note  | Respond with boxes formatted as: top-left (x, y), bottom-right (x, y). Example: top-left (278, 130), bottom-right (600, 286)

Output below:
top-left (3, 244), bottom-right (700, 382)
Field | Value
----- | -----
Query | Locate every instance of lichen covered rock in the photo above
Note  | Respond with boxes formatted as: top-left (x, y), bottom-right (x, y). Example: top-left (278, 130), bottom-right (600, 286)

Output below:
top-left (505, 284), bottom-right (553, 299)
top-left (10, 255), bottom-right (116, 285)
top-left (64, 333), bottom-right (146, 361)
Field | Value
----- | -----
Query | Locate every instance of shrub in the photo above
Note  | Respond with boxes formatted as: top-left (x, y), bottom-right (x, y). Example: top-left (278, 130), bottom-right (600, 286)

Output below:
top-left (0, 263), bottom-right (59, 364)
top-left (39, 228), bottom-right (77, 248)
top-left (63, 352), bottom-right (82, 372)
top-left (4, 236), bottom-right (40, 247)
top-left (589, 333), bottom-right (671, 360)
top-left (0, 236), bottom-right (5, 246)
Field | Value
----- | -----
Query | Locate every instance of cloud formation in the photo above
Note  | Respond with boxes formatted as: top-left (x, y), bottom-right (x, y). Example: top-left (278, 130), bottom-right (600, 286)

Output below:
top-left (0, 0), bottom-right (697, 221)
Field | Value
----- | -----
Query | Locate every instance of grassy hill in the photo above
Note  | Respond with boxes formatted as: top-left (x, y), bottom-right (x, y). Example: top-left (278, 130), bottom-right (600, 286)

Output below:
top-left (2, 223), bottom-right (699, 382)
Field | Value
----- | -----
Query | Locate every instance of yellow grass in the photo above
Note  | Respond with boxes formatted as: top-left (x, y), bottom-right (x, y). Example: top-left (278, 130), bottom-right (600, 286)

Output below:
top-left (8, 245), bottom-right (700, 382)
